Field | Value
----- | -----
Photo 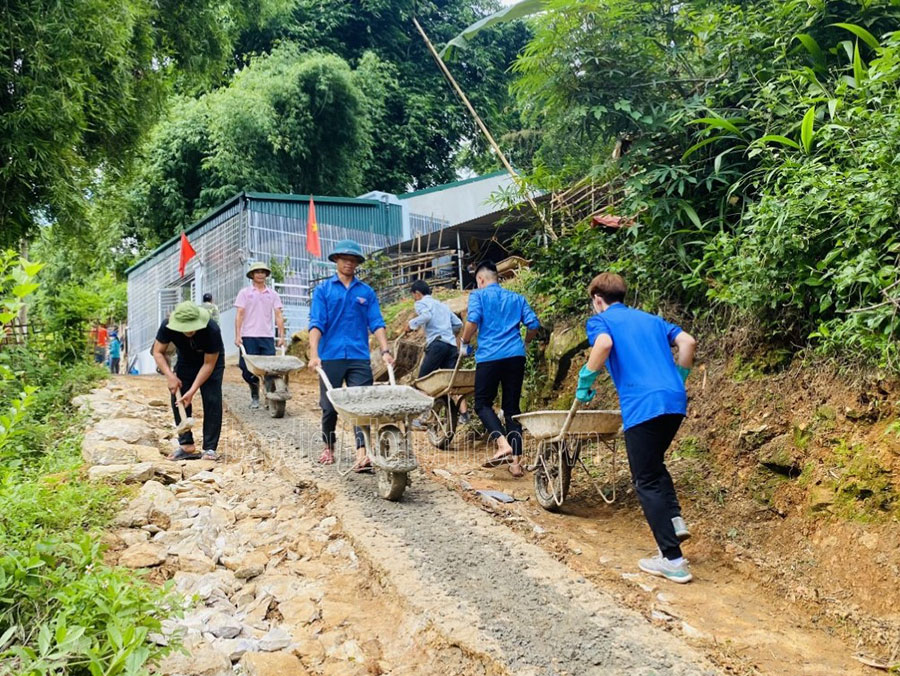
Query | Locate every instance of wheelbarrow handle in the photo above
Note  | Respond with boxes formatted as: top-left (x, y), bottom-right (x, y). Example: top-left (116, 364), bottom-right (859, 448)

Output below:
top-left (316, 367), bottom-right (335, 392)
top-left (553, 398), bottom-right (582, 443)
top-left (386, 361), bottom-right (396, 387)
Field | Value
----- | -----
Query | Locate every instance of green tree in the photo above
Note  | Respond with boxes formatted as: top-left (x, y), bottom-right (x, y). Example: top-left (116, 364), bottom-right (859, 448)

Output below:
top-left (119, 47), bottom-right (374, 243)
top-left (0, 0), bottom-right (282, 246)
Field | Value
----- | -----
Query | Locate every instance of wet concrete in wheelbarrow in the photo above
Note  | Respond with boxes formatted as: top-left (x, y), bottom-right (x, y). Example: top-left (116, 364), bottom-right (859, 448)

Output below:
top-left (223, 377), bottom-right (717, 676)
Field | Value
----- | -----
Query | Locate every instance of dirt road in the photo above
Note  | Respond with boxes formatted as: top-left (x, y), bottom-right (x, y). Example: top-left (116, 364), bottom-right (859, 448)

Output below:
top-left (223, 374), bottom-right (718, 676)
top-left (222, 366), bottom-right (876, 676)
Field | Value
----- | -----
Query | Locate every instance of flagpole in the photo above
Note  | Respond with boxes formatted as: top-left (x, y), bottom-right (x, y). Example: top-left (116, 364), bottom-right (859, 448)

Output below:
top-left (411, 16), bottom-right (555, 241)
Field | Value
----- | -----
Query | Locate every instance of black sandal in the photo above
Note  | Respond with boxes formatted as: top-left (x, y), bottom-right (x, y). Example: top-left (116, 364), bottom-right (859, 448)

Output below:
top-left (168, 448), bottom-right (201, 461)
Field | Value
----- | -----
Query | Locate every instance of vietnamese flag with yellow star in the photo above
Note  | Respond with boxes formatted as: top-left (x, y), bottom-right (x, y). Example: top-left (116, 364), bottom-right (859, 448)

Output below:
top-left (306, 196), bottom-right (321, 257)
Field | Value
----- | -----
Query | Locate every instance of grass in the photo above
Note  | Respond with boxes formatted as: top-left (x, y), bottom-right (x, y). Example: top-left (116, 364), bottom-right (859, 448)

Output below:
top-left (0, 350), bottom-right (181, 675)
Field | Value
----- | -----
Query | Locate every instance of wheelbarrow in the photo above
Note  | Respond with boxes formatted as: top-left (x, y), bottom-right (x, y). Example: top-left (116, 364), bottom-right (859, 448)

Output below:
top-left (515, 401), bottom-right (622, 512)
top-left (412, 352), bottom-right (475, 449)
top-left (239, 345), bottom-right (305, 418)
top-left (317, 363), bottom-right (433, 501)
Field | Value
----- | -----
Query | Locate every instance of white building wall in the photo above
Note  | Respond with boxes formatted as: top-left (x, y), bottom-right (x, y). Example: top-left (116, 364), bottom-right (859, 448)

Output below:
top-left (399, 172), bottom-right (514, 227)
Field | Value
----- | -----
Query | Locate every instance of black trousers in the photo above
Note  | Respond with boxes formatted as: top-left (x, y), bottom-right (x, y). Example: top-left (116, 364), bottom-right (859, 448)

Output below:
top-left (171, 365), bottom-right (224, 452)
top-left (418, 340), bottom-right (457, 378)
top-left (623, 414), bottom-right (685, 560)
top-left (319, 359), bottom-right (373, 450)
top-left (239, 336), bottom-right (275, 387)
top-left (109, 357), bottom-right (120, 374)
top-left (474, 356), bottom-right (526, 456)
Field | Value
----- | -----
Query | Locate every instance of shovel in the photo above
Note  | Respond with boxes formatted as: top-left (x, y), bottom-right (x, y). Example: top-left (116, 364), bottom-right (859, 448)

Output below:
top-left (174, 387), bottom-right (195, 434)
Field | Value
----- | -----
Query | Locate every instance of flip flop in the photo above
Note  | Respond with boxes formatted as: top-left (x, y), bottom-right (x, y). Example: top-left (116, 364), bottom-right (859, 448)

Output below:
top-left (318, 450), bottom-right (335, 465)
top-left (168, 448), bottom-right (201, 461)
top-left (481, 454), bottom-right (513, 468)
top-left (508, 463), bottom-right (525, 478)
top-left (352, 462), bottom-right (374, 474)
top-left (200, 450), bottom-right (219, 461)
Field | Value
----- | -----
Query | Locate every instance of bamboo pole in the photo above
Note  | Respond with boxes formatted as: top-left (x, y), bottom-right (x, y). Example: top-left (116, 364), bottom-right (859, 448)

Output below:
top-left (412, 16), bottom-right (556, 241)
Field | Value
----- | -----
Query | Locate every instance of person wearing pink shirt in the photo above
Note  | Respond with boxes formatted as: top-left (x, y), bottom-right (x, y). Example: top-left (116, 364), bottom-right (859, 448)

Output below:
top-left (235, 261), bottom-right (286, 409)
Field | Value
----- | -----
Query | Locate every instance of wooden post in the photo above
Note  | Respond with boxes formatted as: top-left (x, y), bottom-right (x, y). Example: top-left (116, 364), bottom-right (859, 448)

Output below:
top-left (412, 16), bottom-right (555, 241)
top-left (456, 231), bottom-right (464, 290)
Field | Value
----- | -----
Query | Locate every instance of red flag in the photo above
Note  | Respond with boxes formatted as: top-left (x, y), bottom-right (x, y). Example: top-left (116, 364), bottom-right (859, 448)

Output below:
top-left (306, 196), bottom-right (321, 258)
top-left (178, 231), bottom-right (196, 277)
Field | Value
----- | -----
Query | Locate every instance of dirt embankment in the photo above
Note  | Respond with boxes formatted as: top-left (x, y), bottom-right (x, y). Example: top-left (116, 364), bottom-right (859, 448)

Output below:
top-left (374, 295), bottom-right (900, 668)
top-left (526, 324), bottom-right (900, 667)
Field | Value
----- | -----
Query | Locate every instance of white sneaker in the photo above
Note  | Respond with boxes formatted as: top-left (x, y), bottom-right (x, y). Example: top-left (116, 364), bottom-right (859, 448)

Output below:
top-left (638, 554), bottom-right (693, 583)
top-left (672, 516), bottom-right (691, 542)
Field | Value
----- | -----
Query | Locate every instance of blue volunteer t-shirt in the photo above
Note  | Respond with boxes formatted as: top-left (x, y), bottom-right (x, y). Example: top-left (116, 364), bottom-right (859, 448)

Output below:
top-left (309, 275), bottom-right (386, 360)
top-left (585, 303), bottom-right (687, 430)
top-left (466, 283), bottom-right (540, 363)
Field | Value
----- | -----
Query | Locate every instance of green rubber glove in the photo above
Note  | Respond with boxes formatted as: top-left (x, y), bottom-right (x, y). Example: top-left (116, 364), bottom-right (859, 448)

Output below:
top-left (676, 365), bottom-right (691, 383)
top-left (576, 364), bottom-right (600, 403)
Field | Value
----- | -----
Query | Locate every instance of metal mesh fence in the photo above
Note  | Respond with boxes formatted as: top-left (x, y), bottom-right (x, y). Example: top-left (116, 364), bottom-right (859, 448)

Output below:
top-left (127, 202), bottom-right (244, 357)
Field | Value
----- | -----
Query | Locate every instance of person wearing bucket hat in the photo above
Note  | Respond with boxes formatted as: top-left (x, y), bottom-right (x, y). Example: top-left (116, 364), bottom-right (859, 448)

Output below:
top-left (235, 261), bottom-right (286, 409)
top-left (308, 239), bottom-right (394, 469)
top-left (152, 300), bottom-right (225, 461)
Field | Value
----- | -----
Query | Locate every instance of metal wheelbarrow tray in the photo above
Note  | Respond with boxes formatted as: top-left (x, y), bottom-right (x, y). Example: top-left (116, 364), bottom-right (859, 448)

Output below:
top-left (515, 405), bottom-right (623, 512)
top-left (413, 368), bottom-right (476, 397)
top-left (515, 409), bottom-right (622, 440)
top-left (326, 386), bottom-right (434, 425)
top-left (413, 352), bottom-right (475, 449)
top-left (240, 346), bottom-right (305, 418)
top-left (241, 353), bottom-right (306, 378)
top-left (321, 366), bottom-right (433, 501)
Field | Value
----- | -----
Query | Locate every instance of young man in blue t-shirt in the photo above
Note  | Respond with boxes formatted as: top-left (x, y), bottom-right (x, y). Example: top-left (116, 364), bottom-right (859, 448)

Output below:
top-left (577, 272), bottom-right (697, 583)
top-left (460, 261), bottom-right (541, 478)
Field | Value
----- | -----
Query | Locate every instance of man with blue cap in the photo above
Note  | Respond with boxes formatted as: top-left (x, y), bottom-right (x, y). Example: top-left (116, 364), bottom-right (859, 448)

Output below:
top-left (308, 239), bottom-right (394, 469)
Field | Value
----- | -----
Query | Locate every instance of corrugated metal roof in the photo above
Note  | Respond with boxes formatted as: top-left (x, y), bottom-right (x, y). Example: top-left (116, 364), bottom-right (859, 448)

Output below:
top-left (397, 170), bottom-right (508, 199)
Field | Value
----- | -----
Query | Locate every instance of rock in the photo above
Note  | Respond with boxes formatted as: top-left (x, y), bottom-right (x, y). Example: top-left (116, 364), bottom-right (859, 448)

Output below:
top-left (85, 417), bottom-right (157, 446)
top-left (259, 626), bottom-right (292, 652)
top-left (152, 461), bottom-right (183, 484)
top-left (81, 439), bottom-right (139, 465)
top-left (809, 484), bottom-right (835, 511)
top-left (191, 470), bottom-right (220, 484)
top-left (119, 542), bottom-right (166, 568)
top-left (543, 324), bottom-right (589, 397)
top-left (738, 423), bottom-right (779, 451)
top-left (213, 637), bottom-right (259, 662)
top-left (206, 612), bottom-right (243, 639)
top-left (288, 330), bottom-right (309, 362)
top-left (182, 460), bottom-right (218, 479)
top-left (292, 637), bottom-right (325, 665)
top-left (177, 552), bottom-right (216, 573)
top-left (757, 434), bottom-right (800, 476)
top-left (88, 463), bottom-right (155, 484)
top-left (159, 644), bottom-right (231, 676)
top-left (148, 398), bottom-right (168, 407)
top-left (240, 651), bottom-right (309, 676)
top-left (235, 550), bottom-right (269, 580)
top-left (279, 598), bottom-right (320, 626)
top-left (114, 528), bottom-right (150, 547)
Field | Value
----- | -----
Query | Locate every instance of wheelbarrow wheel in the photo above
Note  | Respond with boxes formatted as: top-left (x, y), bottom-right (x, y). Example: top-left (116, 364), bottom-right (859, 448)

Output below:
top-left (534, 441), bottom-right (573, 512)
top-left (376, 425), bottom-right (409, 501)
top-left (270, 399), bottom-right (286, 418)
top-left (427, 396), bottom-right (457, 449)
